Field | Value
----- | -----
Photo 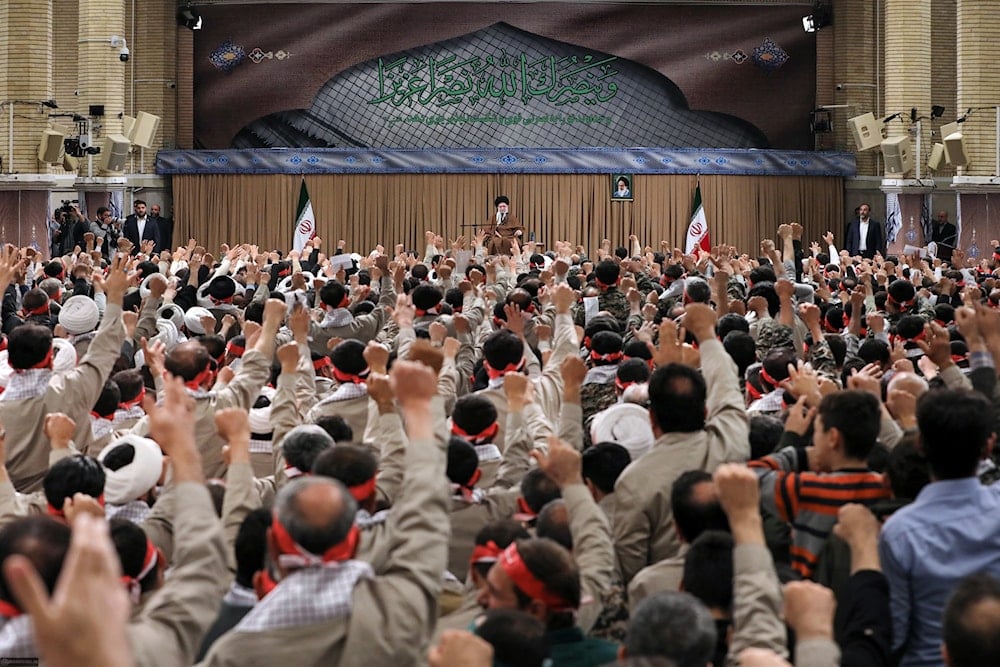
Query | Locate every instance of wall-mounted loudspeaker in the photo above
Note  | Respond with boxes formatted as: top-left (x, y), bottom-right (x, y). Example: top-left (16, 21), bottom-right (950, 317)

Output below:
top-left (98, 134), bottom-right (131, 173)
top-left (37, 129), bottom-right (65, 164)
top-left (848, 112), bottom-right (883, 151)
top-left (940, 122), bottom-right (969, 167)
top-left (122, 115), bottom-right (135, 140)
top-left (881, 136), bottom-right (914, 175)
top-left (129, 112), bottom-right (161, 149)
top-left (927, 143), bottom-right (946, 171)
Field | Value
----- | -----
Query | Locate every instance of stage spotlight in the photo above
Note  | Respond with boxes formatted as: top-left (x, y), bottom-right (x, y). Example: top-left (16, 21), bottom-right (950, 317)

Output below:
top-left (177, 5), bottom-right (203, 30)
top-left (802, 3), bottom-right (832, 32)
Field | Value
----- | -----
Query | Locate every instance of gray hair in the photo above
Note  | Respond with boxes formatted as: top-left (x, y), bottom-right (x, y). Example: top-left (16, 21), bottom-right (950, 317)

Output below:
top-left (274, 476), bottom-right (356, 556)
top-left (281, 424), bottom-right (336, 474)
top-left (625, 591), bottom-right (716, 667)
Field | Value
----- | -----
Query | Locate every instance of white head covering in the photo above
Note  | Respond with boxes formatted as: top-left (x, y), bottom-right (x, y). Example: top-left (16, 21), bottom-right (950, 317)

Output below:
top-left (58, 295), bottom-right (100, 335)
top-left (156, 302), bottom-right (185, 332)
top-left (248, 386), bottom-right (277, 435)
top-left (139, 273), bottom-right (166, 300)
top-left (151, 319), bottom-right (179, 350)
top-left (51, 337), bottom-right (77, 376)
top-left (98, 434), bottom-right (164, 505)
top-left (590, 402), bottom-right (655, 461)
top-left (277, 271), bottom-right (316, 294)
top-left (134, 319), bottom-right (180, 368)
top-left (183, 306), bottom-right (214, 335)
top-left (0, 351), bottom-right (13, 388)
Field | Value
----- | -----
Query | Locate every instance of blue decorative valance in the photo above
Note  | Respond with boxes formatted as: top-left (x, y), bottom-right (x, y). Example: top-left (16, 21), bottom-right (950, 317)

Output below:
top-left (156, 147), bottom-right (854, 177)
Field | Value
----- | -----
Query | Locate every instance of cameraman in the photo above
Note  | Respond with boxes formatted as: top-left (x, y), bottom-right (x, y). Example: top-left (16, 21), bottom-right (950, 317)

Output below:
top-left (51, 201), bottom-right (88, 256)
top-left (89, 206), bottom-right (120, 260)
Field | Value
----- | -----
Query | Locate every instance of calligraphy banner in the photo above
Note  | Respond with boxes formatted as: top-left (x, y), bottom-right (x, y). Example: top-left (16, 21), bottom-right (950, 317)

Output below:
top-left (192, 3), bottom-right (816, 151)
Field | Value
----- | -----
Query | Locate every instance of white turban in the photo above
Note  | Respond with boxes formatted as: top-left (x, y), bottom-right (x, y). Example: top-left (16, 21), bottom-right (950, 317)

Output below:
top-left (58, 295), bottom-right (100, 335)
top-left (98, 434), bottom-right (164, 505)
top-left (590, 402), bottom-right (655, 461)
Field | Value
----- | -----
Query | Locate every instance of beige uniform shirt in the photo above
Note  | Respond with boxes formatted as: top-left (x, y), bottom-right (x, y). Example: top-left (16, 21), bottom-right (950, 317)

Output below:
top-left (2, 303), bottom-right (125, 492)
top-left (198, 434), bottom-right (449, 667)
top-left (132, 348), bottom-right (272, 479)
top-left (612, 338), bottom-right (750, 583)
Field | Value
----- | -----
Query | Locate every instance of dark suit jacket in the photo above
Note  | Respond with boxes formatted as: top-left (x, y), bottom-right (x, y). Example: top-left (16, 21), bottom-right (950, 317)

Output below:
top-left (149, 215), bottom-right (174, 254)
top-left (930, 222), bottom-right (957, 261)
top-left (845, 217), bottom-right (886, 259)
top-left (122, 215), bottom-right (161, 254)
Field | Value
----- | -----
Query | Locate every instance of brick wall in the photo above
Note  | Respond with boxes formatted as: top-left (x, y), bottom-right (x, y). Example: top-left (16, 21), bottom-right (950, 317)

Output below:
top-left (0, 1), bottom-right (996, 182)
top-left (956, 0), bottom-right (1000, 176)
top-left (2, 1), bottom-right (53, 173)
top-left (930, 0), bottom-right (957, 177)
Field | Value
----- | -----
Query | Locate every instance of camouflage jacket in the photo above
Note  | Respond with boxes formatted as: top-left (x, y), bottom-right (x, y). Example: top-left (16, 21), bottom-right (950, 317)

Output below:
top-left (574, 286), bottom-right (631, 327)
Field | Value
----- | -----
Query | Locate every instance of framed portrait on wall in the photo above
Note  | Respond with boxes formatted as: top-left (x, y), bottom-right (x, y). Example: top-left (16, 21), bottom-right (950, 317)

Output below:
top-left (612, 174), bottom-right (633, 201)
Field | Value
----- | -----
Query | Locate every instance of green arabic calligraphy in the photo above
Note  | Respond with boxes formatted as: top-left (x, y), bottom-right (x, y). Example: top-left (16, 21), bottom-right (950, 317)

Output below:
top-left (367, 50), bottom-right (619, 109)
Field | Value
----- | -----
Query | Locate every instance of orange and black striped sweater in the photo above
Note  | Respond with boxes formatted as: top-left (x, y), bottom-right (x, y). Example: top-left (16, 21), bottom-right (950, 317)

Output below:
top-left (750, 445), bottom-right (890, 579)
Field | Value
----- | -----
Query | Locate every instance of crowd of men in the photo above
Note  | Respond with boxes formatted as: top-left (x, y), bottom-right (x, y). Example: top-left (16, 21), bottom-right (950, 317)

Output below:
top-left (1, 207), bottom-right (999, 667)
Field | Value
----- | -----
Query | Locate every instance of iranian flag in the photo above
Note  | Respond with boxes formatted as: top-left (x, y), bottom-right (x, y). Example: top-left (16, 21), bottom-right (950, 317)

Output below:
top-left (293, 179), bottom-right (316, 252)
top-left (685, 182), bottom-right (710, 255)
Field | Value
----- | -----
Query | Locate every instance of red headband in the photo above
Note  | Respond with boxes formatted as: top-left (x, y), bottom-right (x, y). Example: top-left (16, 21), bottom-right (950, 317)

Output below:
top-left (337, 295), bottom-right (350, 309)
top-left (590, 350), bottom-right (623, 364)
top-left (348, 477), bottom-right (377, 503)
top-left (499, 542), bottom-right (575, 612)
top-left (47, 493), bottom-right (105, 519)
top-left (745, 381), bottom-right (763, 401)
top-left (119, 386), bottom-right (146, 409)
top-left (271, 515), bottom-right (359, 569)
top-left (184, 367), bottom-right (214, 391)
top-left (485, 359), bottom-right (524, 380)
top-left (758, 366), bottom-right (784, 390)
top-left (887, 294), bottom-right (916, 309)
top-left (121, 539), bottom-right (158, 604)
top-left (415, 306), bottom-right (439, 317)
top-left (470, 540), bottom-right (503, 567)
top-left (226, 343), bottom-right (245, 357)
top-left (595, 276), bottom-right (620, 290)
top-left (13, 347), bottom-right (54, 374)
top-left (890, 330), bottom-right (927, 346)
top-left (451, 421), bottom-right (499, 445)
top-left (614, 378), bottom-right (637, 393)
top-left (0, 600), bottom-right (22, 618)
top-left (313, 356), bottom-right (333, 371)
top-left (332, 366), bottom-right (369, 384)
top-left (25, 302), bottom-right (50, 317)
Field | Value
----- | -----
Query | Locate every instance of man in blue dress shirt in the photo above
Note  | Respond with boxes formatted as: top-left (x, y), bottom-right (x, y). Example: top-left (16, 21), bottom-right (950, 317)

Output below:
top-left (879, 385), bottom-right (1000, 666)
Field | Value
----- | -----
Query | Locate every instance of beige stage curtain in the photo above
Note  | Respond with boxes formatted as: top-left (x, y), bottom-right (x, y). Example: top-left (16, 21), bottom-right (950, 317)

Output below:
top-left (172, 174), bottom-right (843, 257)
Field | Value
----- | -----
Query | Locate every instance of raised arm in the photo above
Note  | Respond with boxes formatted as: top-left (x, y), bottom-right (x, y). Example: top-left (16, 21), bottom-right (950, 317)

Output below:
top-left (341, 360), bottom-right (449, 665)
top-left (715, 463), bottom-right (789, 662)
top-left (128, 376), bottom-right (228, 667)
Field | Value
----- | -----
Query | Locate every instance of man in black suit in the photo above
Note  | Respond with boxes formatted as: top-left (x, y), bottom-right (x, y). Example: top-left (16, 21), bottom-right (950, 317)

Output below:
top-left (930, 210), bottom-right (958, 263)
top-left (149, 203), bottom-right (174, 254)
top-left (122, 199), bottom-right (161, 254)
top-left (845, 203), bottom-right (886, 259)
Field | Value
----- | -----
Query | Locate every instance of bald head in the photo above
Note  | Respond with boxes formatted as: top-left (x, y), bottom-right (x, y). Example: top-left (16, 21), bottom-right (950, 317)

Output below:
top-left (274, 477), bottom-right (356, 557)
top-left (164, 340), bottom-right (210, 382)
top-left (888, 371), bottom-right (929, 399)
